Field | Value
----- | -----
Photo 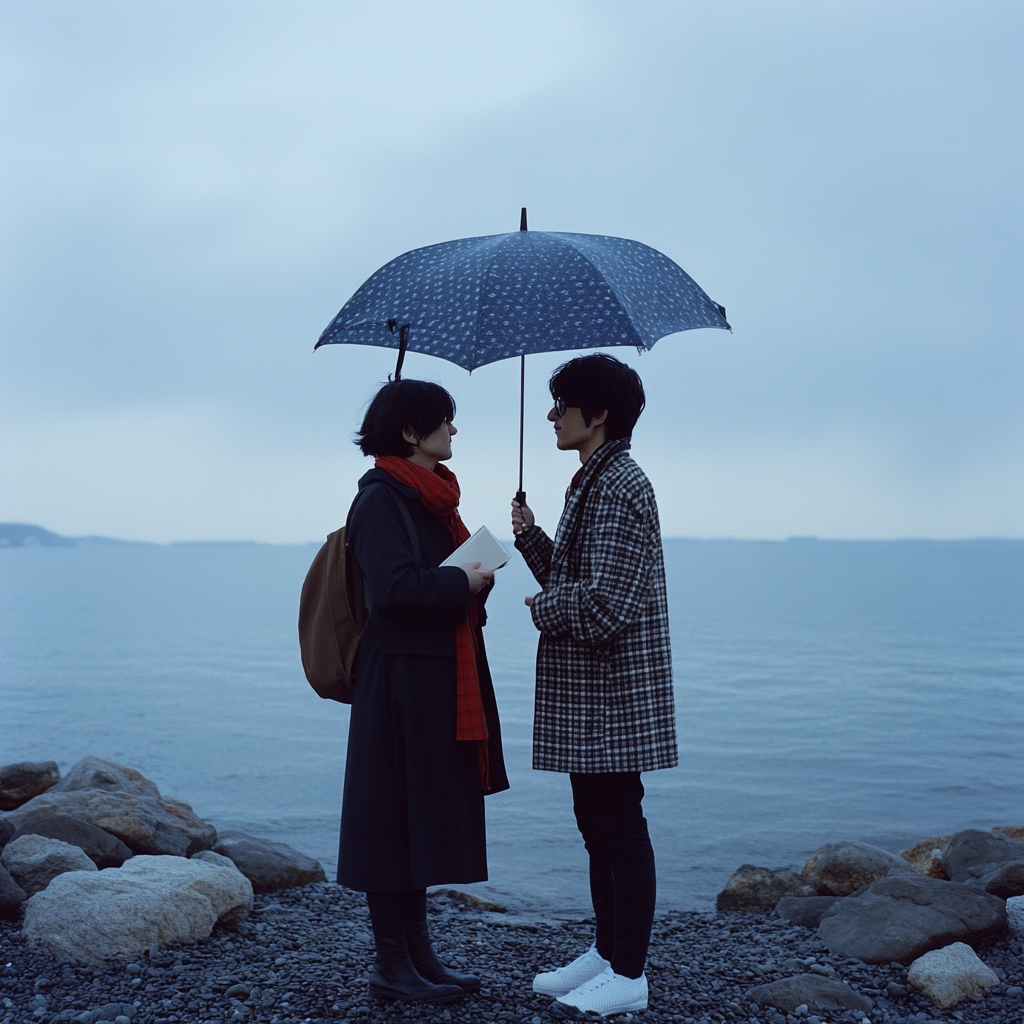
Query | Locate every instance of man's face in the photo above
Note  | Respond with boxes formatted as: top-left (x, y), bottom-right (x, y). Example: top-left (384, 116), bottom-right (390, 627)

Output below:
top-left (548, 402), bottom-right (599, 452)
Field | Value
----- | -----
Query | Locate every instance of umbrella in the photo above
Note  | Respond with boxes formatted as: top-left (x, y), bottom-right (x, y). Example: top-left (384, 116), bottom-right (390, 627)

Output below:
top-left (316, 209), bottom-right (730, 503)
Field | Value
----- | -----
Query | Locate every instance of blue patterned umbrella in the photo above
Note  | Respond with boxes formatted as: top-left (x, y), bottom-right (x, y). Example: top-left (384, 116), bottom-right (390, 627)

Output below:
top-left (316, 210), bottom-right (730, 501)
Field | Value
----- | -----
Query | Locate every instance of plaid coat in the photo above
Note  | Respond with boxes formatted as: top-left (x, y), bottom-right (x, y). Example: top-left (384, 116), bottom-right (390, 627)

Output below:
top-left (515, 438), bottom-right (677, 773)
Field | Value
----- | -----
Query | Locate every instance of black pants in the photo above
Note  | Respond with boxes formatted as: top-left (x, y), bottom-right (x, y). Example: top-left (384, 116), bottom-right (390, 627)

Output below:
top-left (570, 772), bottom-right (656, 980)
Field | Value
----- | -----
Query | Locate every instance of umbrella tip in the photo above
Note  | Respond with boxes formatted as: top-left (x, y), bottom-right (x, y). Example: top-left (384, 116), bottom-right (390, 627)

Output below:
top-left (520, 207), bottom-right (527, 231)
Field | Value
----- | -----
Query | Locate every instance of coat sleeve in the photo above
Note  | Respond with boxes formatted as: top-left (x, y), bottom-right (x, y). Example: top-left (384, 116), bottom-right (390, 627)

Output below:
top-left (350, 486), bottom-right (469, 617)
top-left (514, 524), bottom-right (555, 588)
top-left (529, 485), bottom-right (653, 645)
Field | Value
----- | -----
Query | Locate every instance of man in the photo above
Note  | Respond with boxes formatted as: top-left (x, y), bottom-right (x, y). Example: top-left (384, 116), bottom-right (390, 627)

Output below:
top-left (511, 353), bottom-right (677, 1018)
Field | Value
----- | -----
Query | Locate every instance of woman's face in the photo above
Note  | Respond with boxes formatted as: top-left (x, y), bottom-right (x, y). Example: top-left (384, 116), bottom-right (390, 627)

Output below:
top-left (407, 420), bottom-right (457, 465)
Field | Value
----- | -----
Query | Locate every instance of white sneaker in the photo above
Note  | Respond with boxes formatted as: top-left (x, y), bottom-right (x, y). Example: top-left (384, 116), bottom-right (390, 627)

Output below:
top-left (556, 966), bottom-right (648, 1017)
top-left (532, 946), bottom-right (611, 997)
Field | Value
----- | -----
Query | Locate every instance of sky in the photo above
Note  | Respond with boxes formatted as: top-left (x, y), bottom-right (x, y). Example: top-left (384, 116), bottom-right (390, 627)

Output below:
top-left (1, 0), bottom-right (1021, 543)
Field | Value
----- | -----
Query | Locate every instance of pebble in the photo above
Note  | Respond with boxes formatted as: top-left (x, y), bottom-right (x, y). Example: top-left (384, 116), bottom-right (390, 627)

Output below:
top-left (0, 881), bottom-right (1021, 1022)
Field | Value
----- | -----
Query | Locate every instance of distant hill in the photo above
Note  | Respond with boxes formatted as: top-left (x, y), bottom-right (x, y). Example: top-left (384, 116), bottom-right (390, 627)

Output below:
top-left (0, 523), bottom-right (149, 548)
top-left (0, 523), bottom-right (76, 547)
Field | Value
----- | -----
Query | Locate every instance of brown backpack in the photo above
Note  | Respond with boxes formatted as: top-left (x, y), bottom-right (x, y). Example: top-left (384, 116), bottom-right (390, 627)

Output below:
top-left (298, 485), bottom-right (419, 703)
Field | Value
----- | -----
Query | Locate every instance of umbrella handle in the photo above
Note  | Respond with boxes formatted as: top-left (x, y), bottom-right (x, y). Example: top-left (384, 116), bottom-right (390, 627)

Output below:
top-left (394, 323), bottom-right (409, 380)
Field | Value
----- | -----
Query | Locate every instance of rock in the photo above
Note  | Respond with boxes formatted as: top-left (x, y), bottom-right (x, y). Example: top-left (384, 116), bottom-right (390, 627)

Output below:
top-left (816, 874), bottom-right (1007, 964)
top-left (775, 896), bottom-right (842, 929)
top-left (213, 831), bottom-right (326, 892)
top-left (942, 828), bottom-right (1024, 898)
top-left (1006, 895), bottom-right (1024, 937)
top-left (900, 837), bottom-right (951, 879)
top-left (9, 789), bottom-right (216, 857)
top-left (0, 863), bottom-right (27, 918)
top-left (191, 849), bottom-right (241, 872)
top-left (0, 818), bottom-right (14, 849)
top-left (1, 834), bottom-right (97, 896)
top-left (994, 825), bottom-right (1024, 841)
top-left (801, 840), bottom-right (914, 896)
top-left (429, 888), bottom-right (508, 913)
top-left (748, 974), bottom-right (873, 1013)
top-left (906, 941), bottom-right (1001, 1008)
top-left (22, 854), bottom-right (253, 963)
top-left (88, 1002), bottom-right (134, 1022)
top-left (12, 810), bottom-right (132, 868)
top-left (0, 761), bottom-right (60, 811)
top-left (716, 865), bottom-right (815, 911)
top-left (50, 756), bottom-right (159, 797)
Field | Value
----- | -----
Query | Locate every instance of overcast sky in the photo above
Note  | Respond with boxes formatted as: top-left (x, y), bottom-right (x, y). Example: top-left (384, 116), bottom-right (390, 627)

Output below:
top-left (2, 1), bottom-right (1021, 542)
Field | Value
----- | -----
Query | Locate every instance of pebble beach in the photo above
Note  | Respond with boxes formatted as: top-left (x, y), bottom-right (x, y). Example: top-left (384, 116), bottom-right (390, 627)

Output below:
top-left (3, 882), bottom-right (1022, 1024)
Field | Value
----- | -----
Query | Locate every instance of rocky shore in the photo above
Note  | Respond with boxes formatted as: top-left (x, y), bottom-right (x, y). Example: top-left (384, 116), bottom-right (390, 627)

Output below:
top-left (2, 758), bottom-right (1022, 1024)
top-left (2, 880), bottom-right (1022, 1024)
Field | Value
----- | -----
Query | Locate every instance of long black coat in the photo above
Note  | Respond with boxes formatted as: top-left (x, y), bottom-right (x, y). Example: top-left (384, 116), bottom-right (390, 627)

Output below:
top-left (337, 467), bottom-right (508, 892)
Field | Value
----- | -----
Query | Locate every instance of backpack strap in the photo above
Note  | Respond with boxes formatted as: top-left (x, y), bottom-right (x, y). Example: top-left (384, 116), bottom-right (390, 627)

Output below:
top-left (345, 483), bottom-right (422, 612)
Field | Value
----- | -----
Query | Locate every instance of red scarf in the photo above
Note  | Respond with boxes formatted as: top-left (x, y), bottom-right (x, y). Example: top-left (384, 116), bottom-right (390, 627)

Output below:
top-left (375, 456), bottom-right (490, 791)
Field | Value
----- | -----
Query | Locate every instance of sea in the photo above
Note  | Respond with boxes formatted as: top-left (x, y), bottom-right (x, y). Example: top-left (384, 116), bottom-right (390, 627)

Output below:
top-left (1, 538), bottom-right (1021, 918)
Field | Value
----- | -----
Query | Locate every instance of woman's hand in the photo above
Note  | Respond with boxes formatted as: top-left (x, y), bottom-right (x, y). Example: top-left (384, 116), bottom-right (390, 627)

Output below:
top-left (511, 499), bottom-right (535, 537)
top-left (524, 595), bottom-right (535, 608)
top-left (461, 561), bottom-right (495, 596)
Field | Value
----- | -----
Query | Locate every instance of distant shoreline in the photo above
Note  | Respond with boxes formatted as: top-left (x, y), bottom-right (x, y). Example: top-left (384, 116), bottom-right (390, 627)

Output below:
top-left (3, 522), bottom-right (1023, 550)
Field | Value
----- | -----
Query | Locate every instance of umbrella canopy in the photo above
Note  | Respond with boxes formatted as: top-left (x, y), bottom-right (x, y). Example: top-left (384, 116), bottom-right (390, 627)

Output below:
top-left (316, 214), bottom-right (730, 502)
top-left (317, 226), bottom-right (730, 370)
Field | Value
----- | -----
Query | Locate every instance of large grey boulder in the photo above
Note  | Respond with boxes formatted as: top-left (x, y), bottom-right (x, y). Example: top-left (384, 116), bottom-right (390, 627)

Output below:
top-left (0, 761), bottom-right (60, 811)
top-left (0, 818), bottom-right (14, 850)
top-left (1, 834), bottom-right (97, 896)
top-left (942, 828), bottom-right (1024, 898)
top-left (9, 758), bottom-right (215, 857)
top-left (0, 863), bottom-right (27, 918)
top-left (801, 840), bottom-right (914, 896)
top-left (907, 942), bottom-right (1001, 1008)
top-left (12, 810), bottom-right (132, 868)
top-left (748, 974), bottom-right (873, 1014)
top-left (775, 896), bottom-right (842, 929)
top-left (817, 874), bottom-right (1006, 964)
top-left (716, 864), bottom-right (815, 911)
top-left (23, 854), bottom-right (253, 963)
top-left (213, 831), bottom-right (326, 892)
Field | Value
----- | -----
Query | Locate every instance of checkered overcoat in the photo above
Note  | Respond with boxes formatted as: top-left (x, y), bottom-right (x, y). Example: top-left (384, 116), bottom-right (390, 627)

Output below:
top-left (515, 439), bottom-right (677, 773)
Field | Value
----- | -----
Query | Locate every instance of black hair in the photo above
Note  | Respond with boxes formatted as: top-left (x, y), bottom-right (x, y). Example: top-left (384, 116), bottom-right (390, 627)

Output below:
top-left (355, 379), bottom-right (456, 457)
top-left (548, 353), bottom-right (646, 441)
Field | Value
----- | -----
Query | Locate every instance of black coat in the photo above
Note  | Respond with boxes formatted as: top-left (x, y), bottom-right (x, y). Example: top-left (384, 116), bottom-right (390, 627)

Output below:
top-left (337, 468), bottom-right (508, 892)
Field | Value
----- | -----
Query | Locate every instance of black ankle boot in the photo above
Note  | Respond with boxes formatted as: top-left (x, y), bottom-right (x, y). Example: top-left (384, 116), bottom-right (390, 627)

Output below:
top-left (368, 910), bottom-right (464, 1004)
top-left (406, 920), bottom-right (481, 993)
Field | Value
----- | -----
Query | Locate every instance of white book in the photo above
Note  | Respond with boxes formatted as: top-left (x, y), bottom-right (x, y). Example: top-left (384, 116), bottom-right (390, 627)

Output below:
top-left (440, 525), bottom-right (511, 571)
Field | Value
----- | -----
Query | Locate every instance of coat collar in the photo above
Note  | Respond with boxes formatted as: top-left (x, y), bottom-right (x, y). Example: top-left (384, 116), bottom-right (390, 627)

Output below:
top-left (357, 466), bottom-right (418, 500)
top-left (569, 437), bottom-right (631, 493)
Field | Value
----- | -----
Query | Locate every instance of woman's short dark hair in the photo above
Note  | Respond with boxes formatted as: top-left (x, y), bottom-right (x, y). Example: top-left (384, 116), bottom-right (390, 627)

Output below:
top-left (355, 379), bottom-right (456, 458)
top-left (549, 353), bottom-right (646, 441)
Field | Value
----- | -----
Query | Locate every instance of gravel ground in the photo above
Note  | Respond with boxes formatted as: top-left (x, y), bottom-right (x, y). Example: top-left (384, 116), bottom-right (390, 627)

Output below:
top-left (1, 883), bottom-right (1021, 1024)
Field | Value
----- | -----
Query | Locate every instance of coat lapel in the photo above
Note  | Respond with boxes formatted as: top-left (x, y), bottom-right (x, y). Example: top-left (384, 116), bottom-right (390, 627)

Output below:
top-left (550, 438), bottom-right (631, 567)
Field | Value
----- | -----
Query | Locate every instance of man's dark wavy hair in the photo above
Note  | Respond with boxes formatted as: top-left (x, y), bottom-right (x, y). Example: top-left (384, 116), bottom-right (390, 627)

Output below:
top-left (355, 379), bottom-right (456, 458)
top-left (548, 353), bottom-right (646, 441)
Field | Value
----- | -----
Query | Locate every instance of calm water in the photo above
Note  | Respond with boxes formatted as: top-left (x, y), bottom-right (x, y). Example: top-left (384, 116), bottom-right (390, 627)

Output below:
top-left (1, 539), bottom-right (1021, 916)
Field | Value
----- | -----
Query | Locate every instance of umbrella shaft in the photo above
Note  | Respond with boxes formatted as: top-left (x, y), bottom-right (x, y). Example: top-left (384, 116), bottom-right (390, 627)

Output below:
top-left (518, 355), bottom-right (525, 498)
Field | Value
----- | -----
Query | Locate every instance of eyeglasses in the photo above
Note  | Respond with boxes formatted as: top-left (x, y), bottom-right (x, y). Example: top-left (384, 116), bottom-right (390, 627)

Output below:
top-left (553, 397), bottom-right (567, 417)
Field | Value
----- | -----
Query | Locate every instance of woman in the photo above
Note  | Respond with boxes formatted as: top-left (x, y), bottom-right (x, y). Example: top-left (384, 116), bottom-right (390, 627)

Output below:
top-left (338, 379), bottom-right (509, 1006)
